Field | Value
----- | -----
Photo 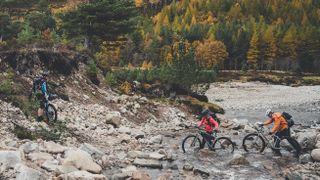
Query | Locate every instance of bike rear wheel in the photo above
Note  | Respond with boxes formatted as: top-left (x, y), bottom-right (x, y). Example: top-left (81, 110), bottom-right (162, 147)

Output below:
top-left (242, 133), bottom-right (266, 153)
top-left (182, 135), bottom-right (202, 154)
top-left (213, 137), bottom-right (234, 155)
top-left (46, 104), bottom-right (57, 124)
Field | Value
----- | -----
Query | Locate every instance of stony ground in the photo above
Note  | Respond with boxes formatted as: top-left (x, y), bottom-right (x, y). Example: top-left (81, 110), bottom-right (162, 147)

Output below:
top-left (1, 80), bottom-right (320, 180)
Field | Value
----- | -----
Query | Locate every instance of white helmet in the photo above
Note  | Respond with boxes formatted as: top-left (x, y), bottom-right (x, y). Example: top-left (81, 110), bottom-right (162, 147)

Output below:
top-left (265, 109), bottom-right (273, 117)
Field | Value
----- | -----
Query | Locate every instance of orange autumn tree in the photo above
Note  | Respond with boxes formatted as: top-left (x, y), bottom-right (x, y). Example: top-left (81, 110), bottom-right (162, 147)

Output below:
top-left (195, 39), bottom-right (228, 69)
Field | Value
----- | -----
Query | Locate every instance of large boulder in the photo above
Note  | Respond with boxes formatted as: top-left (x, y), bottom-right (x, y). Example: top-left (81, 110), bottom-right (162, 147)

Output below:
top-left (15, 164), bottom-right (47, 180)
top-left (296, 130), bottom-right (317, 150)
top-left (20, 142), bottom-right (39, 154)
top-left (311, 149), bottom-right (320, 162)
top-left (79, 143), bottom-right (104, 159)
top-left (228, 153), bottom-right (249, 166)
top-left (299, 154), bottom-right (313, 164)
top-left (41, 160), bottom-right (59, 172)
top-left (62, 149), bottom-right (102, 174)
top-left (58, 171), bottom-right (106, 180)
top-left (55, 165), bottom-right (78, 175)
top-left (43, 141), bottom-right (67, 154)
top-left (28, 152), bottom-right (54, 165)
top-left (0, 151), bottom-right (21, 170)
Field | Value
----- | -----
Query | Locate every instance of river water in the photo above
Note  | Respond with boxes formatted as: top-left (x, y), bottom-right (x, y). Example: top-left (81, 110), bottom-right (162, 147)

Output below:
top-left (206, 82), bottom-right (320, 125)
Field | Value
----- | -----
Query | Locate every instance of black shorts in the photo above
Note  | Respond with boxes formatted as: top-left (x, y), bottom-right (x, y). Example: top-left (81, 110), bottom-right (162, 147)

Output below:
top-left (36, 93), bottom-right (46, 109)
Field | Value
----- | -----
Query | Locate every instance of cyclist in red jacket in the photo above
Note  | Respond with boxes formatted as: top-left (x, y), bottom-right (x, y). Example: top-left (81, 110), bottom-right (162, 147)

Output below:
top-left (198, 108), bottom-right (219, 146)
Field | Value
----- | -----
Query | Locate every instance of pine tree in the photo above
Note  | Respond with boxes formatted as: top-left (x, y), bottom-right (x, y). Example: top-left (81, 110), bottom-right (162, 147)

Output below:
top-left (247, 29), bottom-right (259, 70)
top-left (59, 0), bottom-right (139, 48)
top-left (281, 25), bottom-right (298, 69)
top-left (263, 26), bottom-right (277, 70)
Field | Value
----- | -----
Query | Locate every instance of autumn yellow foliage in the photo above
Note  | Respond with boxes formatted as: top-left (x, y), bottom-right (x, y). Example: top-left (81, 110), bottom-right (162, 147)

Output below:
top-left (120, 81), bottom-right (132, 94)
top-left (195, 39), bottom-right (228, 69)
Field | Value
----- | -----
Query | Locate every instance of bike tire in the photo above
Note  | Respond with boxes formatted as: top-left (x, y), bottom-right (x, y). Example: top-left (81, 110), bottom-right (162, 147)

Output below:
top-left (213, 137), bottom-right (234, 154)
top-left (46, 104), bottom-right (57, 124)
top-left (242, 133), bottom-right (266, 153)
top-left (182, 135), bottom-right (202, 153)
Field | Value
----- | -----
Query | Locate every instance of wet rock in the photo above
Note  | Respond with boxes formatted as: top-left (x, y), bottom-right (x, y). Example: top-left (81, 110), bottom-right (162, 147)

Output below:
top-left (150, 135), bottom-right (163, 144)
top-left (198, 149), bottom-right (216, 157)
top-left (110, 172), bottom-right (130, 180)
top-left (15, 164), bottom-right (47, 180)
top-left (41, 159), bottom-right (59, 172)
top-left (193, 167), bottom-right (210, 177)
top-left (58, 171), bottom-right (106, 180)
top-left (296, 130), bottom-right (317, 150)
top-left (286, 171), bottom-right (303, 180)
top-left (228, 153), bottom-right (249, 166)
top-left (244, 125), bottom-right (256, 133)
top-left (133, 158), bottom-right (163, 169)
top-left (63, 149), bottom-right (102, 174)
top-left (55, 165), bottom-right (78, 175)
top-left (0, 151), bottom-right (21, 170)
top-left (28, 152), bottom-right (54, 165)
top-left (79, 143), bottom-right (104, 159)
top-left (132, 171), bottom-right (151, 180)
top-left (311, 149), bottom-right (320, 161)
top-left (299, 154), bottom-right (313, 164)
top-left (21, 142), bottom-right (39, 154)
top-left (183, 163), bottom-right (194, 171)
top-left (43, 141), bottom-right (67, 154)
top-left (121, 165), bottom-right (137, 173)
top-left (166, 163), bottom-right (178, 170)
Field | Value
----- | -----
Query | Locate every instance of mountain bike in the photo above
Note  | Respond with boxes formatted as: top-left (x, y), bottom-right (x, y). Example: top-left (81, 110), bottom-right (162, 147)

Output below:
top-left (44, 94), bottom-right (58, 124)
top-left (242, 124), bottom-right (301, 155)
top-left (182, 127), bottom-right (234, 155)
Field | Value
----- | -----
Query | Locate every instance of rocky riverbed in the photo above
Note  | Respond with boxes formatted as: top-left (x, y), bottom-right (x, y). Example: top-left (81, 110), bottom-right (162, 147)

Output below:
top-left (1, 81), bottom-right (320, 179)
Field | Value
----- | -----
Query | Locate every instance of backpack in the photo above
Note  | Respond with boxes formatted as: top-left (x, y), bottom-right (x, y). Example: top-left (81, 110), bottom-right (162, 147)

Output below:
top-left (32, 77), bottom-right (46, 93)
top-left (282, 112), bottom-right (294, 127)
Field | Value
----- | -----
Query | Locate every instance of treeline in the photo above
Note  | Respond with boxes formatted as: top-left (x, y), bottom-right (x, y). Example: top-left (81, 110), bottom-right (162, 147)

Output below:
top-left (1, 0), bottom-right (320, 74)
top-left (132, 0), bottom-right (320, 73)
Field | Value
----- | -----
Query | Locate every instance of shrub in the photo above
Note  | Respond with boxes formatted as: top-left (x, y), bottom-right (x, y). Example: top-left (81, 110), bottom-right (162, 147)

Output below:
top-left (105, 72), bottom-right (117, 87)
top-left (35, 120), bottom-right (68, 141)
top-left (120, 81), bottom-right (132, 94)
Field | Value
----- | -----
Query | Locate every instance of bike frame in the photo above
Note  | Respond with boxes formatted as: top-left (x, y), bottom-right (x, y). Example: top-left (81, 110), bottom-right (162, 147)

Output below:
top-left (255, 127), bottom-right (282, 150)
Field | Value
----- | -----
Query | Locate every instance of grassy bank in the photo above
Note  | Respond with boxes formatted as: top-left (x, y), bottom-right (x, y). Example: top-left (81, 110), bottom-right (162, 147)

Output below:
top-left (218, 71), bottom-right (320, 86)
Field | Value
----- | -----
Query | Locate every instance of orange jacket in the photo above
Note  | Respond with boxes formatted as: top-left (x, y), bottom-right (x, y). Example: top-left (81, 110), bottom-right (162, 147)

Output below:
top-left (264, 112), bottom-right (288, 133)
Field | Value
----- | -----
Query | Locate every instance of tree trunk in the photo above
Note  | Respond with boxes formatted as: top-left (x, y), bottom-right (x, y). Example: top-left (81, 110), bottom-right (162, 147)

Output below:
top-left (84, 36), bottom-right (89, 49)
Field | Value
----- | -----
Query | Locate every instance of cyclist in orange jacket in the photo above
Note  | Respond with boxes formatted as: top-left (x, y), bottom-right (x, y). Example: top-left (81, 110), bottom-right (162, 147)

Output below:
top-left (259, 109), bottom-right (301, 157)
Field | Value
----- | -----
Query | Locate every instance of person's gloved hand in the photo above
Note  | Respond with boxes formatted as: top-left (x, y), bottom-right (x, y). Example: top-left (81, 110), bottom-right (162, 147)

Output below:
top-left (268, 131), bottom-right (273, 135)
top-left (257, 122), bottom-right (264, 127)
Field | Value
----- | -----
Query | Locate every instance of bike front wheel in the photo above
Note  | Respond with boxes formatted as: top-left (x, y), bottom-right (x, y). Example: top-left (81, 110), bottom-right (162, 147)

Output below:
top-left (182, 135), bottom-right (202, 154)
top-left (242, 133), bottom-right (266, 153)
top-left (46, 104), bottom-right (57, 124)
top-left (212, 137), bottom-right (234, 155)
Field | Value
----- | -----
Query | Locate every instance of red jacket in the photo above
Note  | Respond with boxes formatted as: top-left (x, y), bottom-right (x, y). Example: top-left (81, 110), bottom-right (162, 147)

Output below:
top-left (198, 116), bottom-right (219, 133)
